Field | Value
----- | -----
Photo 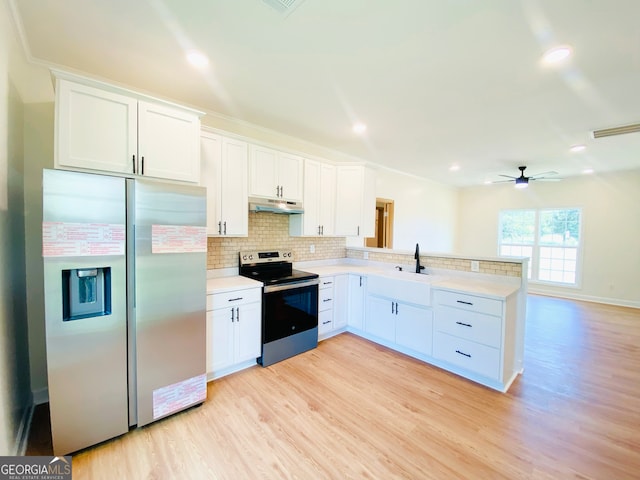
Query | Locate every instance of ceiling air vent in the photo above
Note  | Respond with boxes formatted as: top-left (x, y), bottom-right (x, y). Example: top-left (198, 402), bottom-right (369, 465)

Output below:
top-left (592, 123), bottom-right (640, 139)
top-left (262, 0), bottom-right (307, 15)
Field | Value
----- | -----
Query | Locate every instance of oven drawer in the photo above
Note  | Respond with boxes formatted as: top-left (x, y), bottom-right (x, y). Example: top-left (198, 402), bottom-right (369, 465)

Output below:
top-left (207, 288), bottom-right (262, 311)
top-left (319, 288), bottom-right (334, 312)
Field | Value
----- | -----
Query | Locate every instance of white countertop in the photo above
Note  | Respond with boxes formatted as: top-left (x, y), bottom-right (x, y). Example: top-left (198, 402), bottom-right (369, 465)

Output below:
top-left (299, 263), bottom-right (521, 300)
top-left (207, 275), bottom-right (262, 294)
top-left (206, 261), bottom-right (522, 299)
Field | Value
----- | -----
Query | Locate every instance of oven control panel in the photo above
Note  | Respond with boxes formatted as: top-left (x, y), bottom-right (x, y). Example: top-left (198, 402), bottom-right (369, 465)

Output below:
top-left (239, 250), bottom-right (293, 265)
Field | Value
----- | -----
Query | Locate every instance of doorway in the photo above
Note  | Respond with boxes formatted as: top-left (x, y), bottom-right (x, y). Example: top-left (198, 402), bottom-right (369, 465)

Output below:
top-left (366, 198), bottom-right (394, 249)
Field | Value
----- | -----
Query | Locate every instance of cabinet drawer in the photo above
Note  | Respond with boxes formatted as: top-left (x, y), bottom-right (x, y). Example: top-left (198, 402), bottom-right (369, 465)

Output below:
top-left (319, 310), bottom-right (333, 334)
top-left (433, 332), bottom-right (500, 380)
top-left (434, 290), bottom-right (503, 316)
top-left (207, 288), bottom-right (261, 311)
top-left (319, 277), bottom-right (335, 289)
top-left (435, 306), bottom-right (502, 348)
top-left (319, 288), bottom-right (334, 312)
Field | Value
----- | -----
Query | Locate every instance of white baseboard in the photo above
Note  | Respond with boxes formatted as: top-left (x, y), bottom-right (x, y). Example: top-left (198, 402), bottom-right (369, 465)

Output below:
top-left (528, 288), bottom-right (640, 309)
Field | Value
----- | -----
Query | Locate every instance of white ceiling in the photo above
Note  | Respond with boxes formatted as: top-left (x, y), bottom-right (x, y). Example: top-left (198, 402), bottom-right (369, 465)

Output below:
top-left (10, 0), bottom-right (640, 186)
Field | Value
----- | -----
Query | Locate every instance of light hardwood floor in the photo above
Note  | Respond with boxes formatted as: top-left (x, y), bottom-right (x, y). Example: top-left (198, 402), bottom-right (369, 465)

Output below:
top-left (28, 295), bottom-right (640, 479)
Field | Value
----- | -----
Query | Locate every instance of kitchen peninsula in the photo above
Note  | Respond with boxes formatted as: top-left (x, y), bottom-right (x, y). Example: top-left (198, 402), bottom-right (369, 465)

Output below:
top-left (206, 248), bottom-right (527, 393)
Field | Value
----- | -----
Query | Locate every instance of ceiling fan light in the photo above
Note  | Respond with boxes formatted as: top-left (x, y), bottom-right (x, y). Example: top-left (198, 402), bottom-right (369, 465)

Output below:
top-left (515, 177), bottom-right (528, 188)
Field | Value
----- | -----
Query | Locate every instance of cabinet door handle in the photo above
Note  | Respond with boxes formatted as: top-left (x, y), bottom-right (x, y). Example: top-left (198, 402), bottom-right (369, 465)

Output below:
top-left (456, 300), bottom-right (473, 306)
top-left (236, 307), bottom-right (239, 322)
top-left (141, 156), bottom-right (145, 175)
top-left (321, 225), bottom-right (324, 235)
top-left (218, 221), bottom-right (222, 235)
top-left (456, 321), bottom-right (472, 327)
top-left (359, 276), bottom-right (362, 287)
top-left (231, 308), bottom-right (235, 322)
top-left (357, 226), bottom-right (360, 236)
top-left (456, 350), bottom-right (471, 358)
top-left (132, 154), bottom-right (136, 174)
top-left (223, 221), bottom-right (227, 235)
top-left (318, 225), bottom-right (321, 235)
top-left (395, 302), bottom-right (399, 315)
top-left (228, 297), bottom-right (243, 302)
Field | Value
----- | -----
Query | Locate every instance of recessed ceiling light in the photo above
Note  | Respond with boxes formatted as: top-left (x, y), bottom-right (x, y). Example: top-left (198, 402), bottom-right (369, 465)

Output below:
top-left (570, 144), bottom-right (586, 153)
top-left (582, 168), bottom-right (594, 174)
top-left (541, 45), bottom-right (572, 65)
top-left (352, 122), bottom-right (367, 135)
top-left (186, 50), bottom-right (209, 69)
top-left (449, 165), bottom-right (460, 172)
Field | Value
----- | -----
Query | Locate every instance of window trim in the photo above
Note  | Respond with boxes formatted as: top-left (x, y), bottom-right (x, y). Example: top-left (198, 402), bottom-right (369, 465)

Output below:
top-left (498, 207), bottom-right (583, 288)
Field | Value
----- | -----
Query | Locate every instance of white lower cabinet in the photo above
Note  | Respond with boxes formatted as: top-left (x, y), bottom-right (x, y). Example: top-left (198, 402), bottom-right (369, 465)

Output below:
top-left (206, 288), bottom-right (261, 380)
top-left (396, 304), bottom-right (433, 357)
top-left (432, 289), bottom-right (517, 390)
top-left (333, 275), bottom-right (348, 330)
top-left (318, 275), bottom-right (348, 340)
top-left (347, 275), bottom-right (366, 331)
top-left (364, 275), bottom-right (433, 358)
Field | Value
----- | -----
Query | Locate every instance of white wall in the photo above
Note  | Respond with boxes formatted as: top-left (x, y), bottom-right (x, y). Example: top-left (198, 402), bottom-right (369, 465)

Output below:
top-left (23, 103), bottom-right (54, 400)
top-left (0, 0), bottom-right (32, 454)
top-left (373, 168), bottom-right (458, 252)
top-left (456, 170), bottom-right (640, 307)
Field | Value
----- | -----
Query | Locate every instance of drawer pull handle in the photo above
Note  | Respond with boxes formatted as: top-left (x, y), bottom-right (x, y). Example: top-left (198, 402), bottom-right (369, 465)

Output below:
top-left (323, 299), bottom-right (332, 302)
top-left (456, 321), bottom-right (472, 327)
top-left (322, 320), bottom-right (331, 325)
top-left (456, 300), bottom-right (473, 306)
top-left (455, 350), bottom-right (471, 358)
top-left (228, 297), bottom-right (243, 302)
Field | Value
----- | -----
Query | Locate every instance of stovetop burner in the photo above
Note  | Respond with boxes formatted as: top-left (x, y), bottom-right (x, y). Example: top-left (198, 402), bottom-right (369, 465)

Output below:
top-left (238, 250), bottom-right (319, 286)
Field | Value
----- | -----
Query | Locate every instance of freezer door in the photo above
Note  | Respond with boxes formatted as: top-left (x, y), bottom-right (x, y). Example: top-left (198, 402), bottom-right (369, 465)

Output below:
top-left (42, 169), bottom-right (128, 455)
top-left (129, 179), bottom-right (207, 427)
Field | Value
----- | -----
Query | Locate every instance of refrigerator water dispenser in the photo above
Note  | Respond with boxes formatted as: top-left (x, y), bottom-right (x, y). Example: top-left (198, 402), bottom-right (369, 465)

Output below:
top-left (62, 267), bottom-right (111, 321)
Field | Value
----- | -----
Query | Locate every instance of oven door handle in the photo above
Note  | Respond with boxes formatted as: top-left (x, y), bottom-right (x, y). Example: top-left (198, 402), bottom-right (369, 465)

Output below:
top-left (263, 278), bottom-right (320, 293)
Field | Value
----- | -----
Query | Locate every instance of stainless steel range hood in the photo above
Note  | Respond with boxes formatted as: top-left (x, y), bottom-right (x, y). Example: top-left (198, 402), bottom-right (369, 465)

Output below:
top-left (249, 196), bottom-right (304, 214)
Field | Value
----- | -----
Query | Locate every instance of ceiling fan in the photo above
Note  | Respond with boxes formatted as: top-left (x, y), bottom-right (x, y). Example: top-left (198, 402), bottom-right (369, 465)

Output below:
top-left (493, 166), bottom-right (561, 188)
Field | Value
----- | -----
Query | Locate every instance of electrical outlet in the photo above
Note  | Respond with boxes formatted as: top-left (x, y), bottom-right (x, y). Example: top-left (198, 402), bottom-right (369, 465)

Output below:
top-left (363, 251), bottom-right (369, 260)
top-left (471, 260), bottom-right (480, 272)
top-left (309, 244), bottom-right (315, 253)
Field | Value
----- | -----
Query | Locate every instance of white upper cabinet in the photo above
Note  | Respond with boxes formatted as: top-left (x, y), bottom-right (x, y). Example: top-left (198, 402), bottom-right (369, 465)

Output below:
top-left (200, 131), bottom-right (248, 236)
top-left (56, 80), bottom-right (137, 175)
top-left (334, 165), bottom-right (376, 237)
top-left (55, 73), bottom-right (202, 183)
top-left (137, 101), bottom-right (200, 182)
top-left (289, 159), bottom-right (336, 236)
top-left (249, 145), bottom-right (303, 201)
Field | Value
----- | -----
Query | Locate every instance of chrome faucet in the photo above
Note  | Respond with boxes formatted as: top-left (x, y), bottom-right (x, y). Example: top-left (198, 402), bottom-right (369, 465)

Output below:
top-left (415, 243), bottom-right (425, 273)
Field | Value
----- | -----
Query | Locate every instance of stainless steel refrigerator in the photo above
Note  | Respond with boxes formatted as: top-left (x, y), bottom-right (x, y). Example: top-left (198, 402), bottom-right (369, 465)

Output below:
top-left (42, 168), bottom-right (207, 455)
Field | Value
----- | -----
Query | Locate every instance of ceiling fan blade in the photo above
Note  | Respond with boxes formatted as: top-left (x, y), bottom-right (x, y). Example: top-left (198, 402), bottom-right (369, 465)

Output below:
top-left (530, 171), bottom-right (558, 179)
top-left (498, 174), bottom-right (517, 179)
top-left (491, 179), bottom-right (514, 183)
top-left (531, 177), bottom-right (562, 182)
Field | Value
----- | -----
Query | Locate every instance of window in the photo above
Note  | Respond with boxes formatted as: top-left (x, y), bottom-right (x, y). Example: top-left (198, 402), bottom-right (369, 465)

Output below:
top-left (498, 208), bottom-right (581, 285)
